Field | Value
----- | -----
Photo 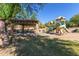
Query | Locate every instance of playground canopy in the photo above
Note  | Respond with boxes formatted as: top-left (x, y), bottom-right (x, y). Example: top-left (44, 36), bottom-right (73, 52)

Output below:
top-left (56, 16), bottom-right (65, 19)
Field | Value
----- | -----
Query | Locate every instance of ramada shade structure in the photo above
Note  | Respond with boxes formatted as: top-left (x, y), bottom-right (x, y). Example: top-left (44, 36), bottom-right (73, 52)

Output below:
top-left (8, 19), bottom-right (39, 33)
top-left (0, 18), bottom-right (39, 32)
top-left (9, 19), bottom-right (38, 26)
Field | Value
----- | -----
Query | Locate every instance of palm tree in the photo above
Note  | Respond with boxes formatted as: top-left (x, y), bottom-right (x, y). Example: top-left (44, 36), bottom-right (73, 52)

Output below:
top-left (16, 9), bottom-right (29, 19)
top-left (30, 12), bottom-right (37, 20)
top-left (16, 3), bottom-right (45, 19)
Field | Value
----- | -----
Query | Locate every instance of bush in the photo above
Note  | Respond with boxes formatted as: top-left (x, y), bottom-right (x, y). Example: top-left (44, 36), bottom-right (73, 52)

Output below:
top-left (72, 29), bottom-right (79, 33)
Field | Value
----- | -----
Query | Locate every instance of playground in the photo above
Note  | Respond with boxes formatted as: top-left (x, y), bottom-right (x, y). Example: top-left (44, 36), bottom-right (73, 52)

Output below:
top-left (0, 3), bottom-right (79, 56)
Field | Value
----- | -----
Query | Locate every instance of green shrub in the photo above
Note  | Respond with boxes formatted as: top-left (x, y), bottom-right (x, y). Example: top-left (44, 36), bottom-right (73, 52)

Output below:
top-left (72, 29), bottom-right (79, 33)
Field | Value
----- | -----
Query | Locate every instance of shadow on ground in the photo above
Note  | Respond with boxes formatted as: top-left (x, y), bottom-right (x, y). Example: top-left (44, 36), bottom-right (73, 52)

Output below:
top-left (15, 35), bottom-right (79, 56)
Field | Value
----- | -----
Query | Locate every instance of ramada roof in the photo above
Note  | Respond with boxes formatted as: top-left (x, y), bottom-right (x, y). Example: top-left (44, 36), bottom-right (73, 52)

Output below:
top-left (9, 18), bottom-right (38, 25)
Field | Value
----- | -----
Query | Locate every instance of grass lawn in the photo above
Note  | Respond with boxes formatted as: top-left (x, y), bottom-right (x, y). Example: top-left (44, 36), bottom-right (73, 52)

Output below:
top-left (14, 36), bottom-right (79, 56)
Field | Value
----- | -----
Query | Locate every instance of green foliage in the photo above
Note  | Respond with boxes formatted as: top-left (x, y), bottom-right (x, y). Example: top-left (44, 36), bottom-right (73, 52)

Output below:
top-left (21, 3), bottom-right (45, 16)
top-left (70, 14), bottom-right (79, 26)
top-left (16, 3), bottom-right (45, 19)
top-left (65, 14), bottom-right (79, 28)
top-left (45, 22), bottom-right (52, 27)
top-left (16, 9), bottom-right (29, 19)
top-left (39, 23), bottom-right (46, 28)
top-left (45, 20), bottom-right (56, 28)
top-left (11, 4), bottom-right (21, 18)
top-left (0, 4), bottom-right (20, 21)
top-left (16, 10), bottom-right (39, 22)
top-left (72, 29), bottom-right (79, 33)
top-left (65, 20), bottom-right (70, 28)
top-left (31, 12), bottom-right (37, 20)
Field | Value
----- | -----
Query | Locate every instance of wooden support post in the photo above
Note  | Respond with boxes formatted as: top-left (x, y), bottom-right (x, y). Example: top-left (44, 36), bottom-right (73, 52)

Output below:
top-left (22, 25), bottom-right (24, 34)
top-left (35, 24), bottom-right (39, 33)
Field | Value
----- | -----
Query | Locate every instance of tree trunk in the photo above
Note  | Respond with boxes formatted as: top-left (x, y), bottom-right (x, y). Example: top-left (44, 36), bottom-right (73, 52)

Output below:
top-left (4, 22), bottom-right (7, 33)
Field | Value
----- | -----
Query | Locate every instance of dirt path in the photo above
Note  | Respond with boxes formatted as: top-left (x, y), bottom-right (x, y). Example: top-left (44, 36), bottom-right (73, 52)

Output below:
top-left (38, 27), bottom-right (79, 41)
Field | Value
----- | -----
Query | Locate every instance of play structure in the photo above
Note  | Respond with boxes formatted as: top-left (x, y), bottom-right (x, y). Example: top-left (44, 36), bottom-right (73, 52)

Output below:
top-left (47, 16), bottom-right (69, 35)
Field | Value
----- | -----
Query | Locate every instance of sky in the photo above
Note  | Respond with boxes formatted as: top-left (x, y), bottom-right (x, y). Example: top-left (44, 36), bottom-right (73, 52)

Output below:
top-left (37, 3), bottom-right (79, 23)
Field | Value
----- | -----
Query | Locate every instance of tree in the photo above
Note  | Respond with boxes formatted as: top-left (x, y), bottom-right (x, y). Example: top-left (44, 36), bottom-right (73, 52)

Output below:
top-left (16, 9), bottom-right (29, 19)
top-left (39, 22), bottom-right (46, 28)
top-left (16, 3), bottom-right (45, 19)
top-left (70, 14), bottom-right (79, 26)
top-left (31, 12), bottom-right (37, 20)
top-left (0, 3), bottom-right (45, 20)
top-left (45, 20), bottom-right (56, 27)
top-left (0, 4), bottom-right (21, 32)
top-left (0, 4), bottom-right (21, 20)
top-left (65, 20), bottom-right (71, 28)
